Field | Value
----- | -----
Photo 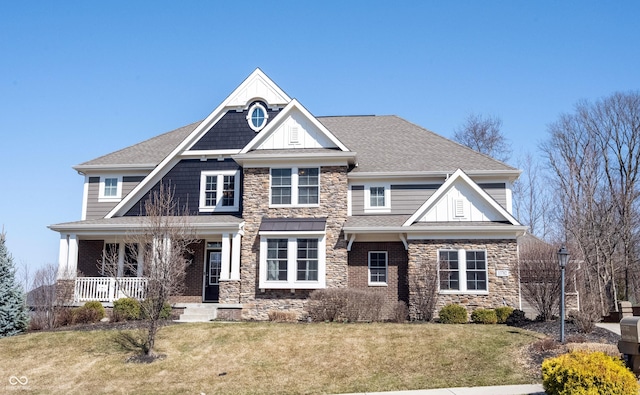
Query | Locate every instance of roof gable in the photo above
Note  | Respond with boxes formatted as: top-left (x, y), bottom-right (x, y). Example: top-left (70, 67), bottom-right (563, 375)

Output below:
top-left (403, 169), bottom-right (521, 226)
top-left (240, 99), bottom-right (349, 153)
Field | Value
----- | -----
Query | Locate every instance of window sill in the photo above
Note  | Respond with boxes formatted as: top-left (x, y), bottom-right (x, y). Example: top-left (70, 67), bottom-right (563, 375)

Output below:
top-left (98, 197), bottom-right (122, 203)
top-left (258, 280), bottom-right (326, 290)
top-left (438, 290), bottom-right (489, 295)
top-left (269, 204), bottom-right (320, 209)
top-left (199, 206), bottom-right (239, 213)
top-left (368, 282), bottom-right (388, 287)
top-left (364, 208), bottom-right (391, 214)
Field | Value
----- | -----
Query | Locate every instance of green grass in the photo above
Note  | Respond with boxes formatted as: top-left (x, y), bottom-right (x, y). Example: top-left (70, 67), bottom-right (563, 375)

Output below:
top-left (0, 323), bottom-right (543, 394)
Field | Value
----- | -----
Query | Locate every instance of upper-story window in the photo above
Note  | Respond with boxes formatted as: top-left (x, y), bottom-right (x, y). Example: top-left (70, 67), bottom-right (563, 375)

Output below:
top-left (364, 183), bottom-right (390, 213)
top-left (247, 102), bottom-right (269, 132)
top-left (270, 167), bottom-right (319, 207)
top-left (99, 176), bottom-right (123, 202)
top-left (199, 170), bottom-right (240, 212)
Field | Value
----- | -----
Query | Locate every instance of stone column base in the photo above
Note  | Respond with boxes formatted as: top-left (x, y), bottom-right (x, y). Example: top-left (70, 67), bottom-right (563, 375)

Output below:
top-left (55, 279), bottom-right (76, 306)
top-left (219, 280), bottom-right (241, 304)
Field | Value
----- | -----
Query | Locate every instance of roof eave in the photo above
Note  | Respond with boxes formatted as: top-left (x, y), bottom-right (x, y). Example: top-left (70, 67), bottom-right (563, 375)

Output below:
top-left (344, 224), bottom-right (528, 234)
top-left (73, 164), bottom-right (157, 173)
top-left (348, 169), bottom-right (522, 180)
top-left (232, 151), bottom-right (357, 167)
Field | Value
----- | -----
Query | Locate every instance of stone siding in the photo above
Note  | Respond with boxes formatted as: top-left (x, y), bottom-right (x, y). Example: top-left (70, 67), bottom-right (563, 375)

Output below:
top-left (407, 239), bottom-right (519, 320)
top-left (240, 166), bottom-right (349, 320)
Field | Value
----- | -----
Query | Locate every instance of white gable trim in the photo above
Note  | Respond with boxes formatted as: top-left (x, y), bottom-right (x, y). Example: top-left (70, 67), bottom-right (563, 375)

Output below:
top-left (105, 68), bottom-right (291, 218)
top-left (402, 169), bottom-right (521, 227)
top-left (239, 99), bottom-right (350, 154)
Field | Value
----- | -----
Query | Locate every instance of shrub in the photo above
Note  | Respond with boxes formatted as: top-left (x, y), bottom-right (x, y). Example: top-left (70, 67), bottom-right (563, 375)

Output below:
top-left (569, 310), bottom-right (599, 334)
top-left (113, 298), bottom-right (141, 321)
top-left (471, 308), bottom-right (498, 324)
top-left (267, 310), bottom-right (298, 322)
top-left (494, 306), bottom-right (514, 324)
top-left (438, 304), bottom-right (467, 324)
top-left (505, 309), bottom-right (530, 327)
top-left (391, 301), bottom-right (409, 323)
top-left (542, 351), bottom-right (639, 395)
top-left (307, 289), bottom-right (386, 322)
top-left (73, 301), bottom-right (105, 324)
top-left (140, 300), bottom-right (173, 320)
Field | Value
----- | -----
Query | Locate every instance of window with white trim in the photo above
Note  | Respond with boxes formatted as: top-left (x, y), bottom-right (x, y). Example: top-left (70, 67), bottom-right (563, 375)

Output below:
top-left (98, 176), bottom-right (123, 202)
top-left (364, 184), bottom-right (390, 212)
top-left (270, 167), bottom-right (319, 206)
top-left (259, 236), bottom-right (326, 289)
top-left (199, 170), bottom-right (240, 212)
top-left (247, 102), bottom-right (269, 132)
top-left (368, 251), bottom-right (388, 285)
top-left (438, 249), bottom-right (487, 293)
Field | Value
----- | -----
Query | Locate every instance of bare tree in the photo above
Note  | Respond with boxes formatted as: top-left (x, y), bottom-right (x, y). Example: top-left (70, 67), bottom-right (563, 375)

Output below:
top-left (453, 113), bottom-right (511, 162)
top-left (102, 183), bottom-right (198, 358)
top-left (512, 153), bottom-right (554, 240)
top-left (519, 237), bottom-right (562, 321)
top-left (408, 258), bottom-right (439, 321)
top-left (29, 263), bottom-right (65, 330)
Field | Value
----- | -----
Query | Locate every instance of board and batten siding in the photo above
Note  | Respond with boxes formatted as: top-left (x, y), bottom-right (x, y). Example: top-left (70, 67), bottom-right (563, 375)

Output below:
top-left (85, 176), bottom-right (145, 220)
top-left (350, 183), bottom-right (507, 215)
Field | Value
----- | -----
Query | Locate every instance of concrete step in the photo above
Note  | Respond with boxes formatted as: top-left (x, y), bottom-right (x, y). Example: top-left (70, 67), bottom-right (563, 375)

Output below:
top-left (175, 304), bottom-right (218, 323)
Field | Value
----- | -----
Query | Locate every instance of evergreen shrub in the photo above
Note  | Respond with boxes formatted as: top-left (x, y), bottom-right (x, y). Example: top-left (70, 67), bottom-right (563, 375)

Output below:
top-left (494, 306), bottom-right (514, 324)
top-left (471, 308), bottom-right (498, 324)
top-left (505, 309), bottom-right (530, 327)
top-left (438, 304), bottom-right (467, 324)
top-left (74, 301), bottom-right (105, 324)
top-left (542, 351), bottom-right (639, 395)
top-left (113, 298), bottom-right (141, 321)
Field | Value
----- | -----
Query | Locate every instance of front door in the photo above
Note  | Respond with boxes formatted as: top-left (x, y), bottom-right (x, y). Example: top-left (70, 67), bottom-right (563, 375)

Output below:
top-left (204, 250), bottom-right (221, 302)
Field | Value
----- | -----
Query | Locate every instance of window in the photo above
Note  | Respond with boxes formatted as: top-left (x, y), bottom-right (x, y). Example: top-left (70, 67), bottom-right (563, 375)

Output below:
top-left (364, 183), bottom-right (390, 212)
top-left (98, 176), bottom-right (123, 202)
top-left (270, 167), bottom-right (320, 206)
top-left (101, 242), bottom-right (143, 277)
top-left (247, 102), bottom-right (268, 132)
top-left (199, 170), bottom-right (240, 212)
top-left (267, 239), bottom-right (288, 281)
top-left (368, 251), bottom-right (388, 285)
top-left (259, 236), bottom-right (326, 289)
top-left (438, 249), bottom-right (487, 293)
top-left (297, 239), bottom-right (318, 281)
top-left (123, 243), bottom-right (139, 277)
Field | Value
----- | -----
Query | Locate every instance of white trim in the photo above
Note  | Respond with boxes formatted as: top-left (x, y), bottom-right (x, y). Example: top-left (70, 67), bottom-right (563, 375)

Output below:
top-left (180, 149), bottom-right (242, 159)
top-left (368, 251), bottom-right (388, 286)
top-left (239, 99), bottom-right (350, 154)
top-left (347, 234), bottom-right (356, 251)
top-left (198, 170), bottom-right (240, 212)
top-left (348, 170), bottom-right (521, 181)
top-left (106, 69), bottom-right (291, 218)
top-left (399, 234), bottom-right (408, 250)
top-left (258, 235), bottom-right (326, 290)
top-left (247, 102), bottom-right (269, 132)
top-left (437, 248), bottom-right (489, 294)
top-left (98, 175), bottom-right (123, 203)
top-left (505, 180), bottom-right (514, 214)
top-left (269, 167), bottom-right (320, 208)
top-left (81, 175), bottom-right (89, 220)
top-left (403, 169), bottom-right (521, 227)
top-left (364, 183), bottom-right (391, 213)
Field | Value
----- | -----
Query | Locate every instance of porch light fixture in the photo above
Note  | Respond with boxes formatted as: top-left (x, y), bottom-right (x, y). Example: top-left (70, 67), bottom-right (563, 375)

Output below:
top-left (557, 245), bottom-right (569, 343)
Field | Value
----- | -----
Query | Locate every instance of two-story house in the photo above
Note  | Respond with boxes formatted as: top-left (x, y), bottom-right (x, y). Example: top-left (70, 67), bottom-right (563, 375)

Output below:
top-left (50, 69), bottom-right (526, 320)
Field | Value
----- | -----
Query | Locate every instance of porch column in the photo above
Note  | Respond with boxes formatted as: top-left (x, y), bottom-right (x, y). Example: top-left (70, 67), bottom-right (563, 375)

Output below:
top-left (230, 232), bottom-right (241, 280)
top-left (220, 233), bottom-right (231, 281)
top-left (57, 234), bottom-right (78, 280)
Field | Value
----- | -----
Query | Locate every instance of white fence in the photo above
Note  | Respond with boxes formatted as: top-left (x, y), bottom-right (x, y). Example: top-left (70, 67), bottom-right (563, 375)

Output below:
top-left (74, 277), bottom-right (147, 303)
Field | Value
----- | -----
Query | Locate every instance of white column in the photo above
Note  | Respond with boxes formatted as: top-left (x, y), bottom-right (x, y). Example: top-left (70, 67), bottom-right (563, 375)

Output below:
top-left (230, 232), bottom-right (241, 280)
top-left (57, 234), bottom-right (78, 280)
top-left (220, 233), bottom-right (231, 281)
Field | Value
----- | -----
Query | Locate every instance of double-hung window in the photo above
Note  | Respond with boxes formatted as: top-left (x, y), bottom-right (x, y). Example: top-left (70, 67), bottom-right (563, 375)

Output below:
top-left (364, 183), bottom-right (390, 212)
top-left (99, 176), bottom-right (123, 202)
top-left (270, 167), bottom-right (319, 206)
top-left (438, 249), bottom-right (487, 293)
top-left (368, 251), bottom-right (388, 285)
top-left (199, 170), bottom-right (240, 212)
top-left (259, 236), bottom-right (326, 289)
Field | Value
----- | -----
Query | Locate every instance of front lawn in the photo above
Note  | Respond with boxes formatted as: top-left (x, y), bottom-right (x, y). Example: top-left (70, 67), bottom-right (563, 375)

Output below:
top-left (0, 322), bottom-right (542, 394)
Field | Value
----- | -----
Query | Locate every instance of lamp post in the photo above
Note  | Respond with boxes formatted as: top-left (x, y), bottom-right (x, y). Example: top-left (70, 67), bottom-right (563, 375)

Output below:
top-left (557, 246), bottom-right (569, 343)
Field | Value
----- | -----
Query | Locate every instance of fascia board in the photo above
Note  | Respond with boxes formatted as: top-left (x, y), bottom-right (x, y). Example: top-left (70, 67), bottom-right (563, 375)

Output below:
top-left (402, 169), bottom-right (522, 227)
top-left (105, 70), bottom-right (290, 218)
top-left (347, 170), bottom-right (521, 180)
top-left (343, 225), bottom-right (527, 239)
top-left (239, 99), bottom-right (350, 154)
top-left (73, 164), bottom-right (157, 173)
top-left (48, 222), bottom-right (243, 235)
top-left (232, 152), bottom-right (356, 167)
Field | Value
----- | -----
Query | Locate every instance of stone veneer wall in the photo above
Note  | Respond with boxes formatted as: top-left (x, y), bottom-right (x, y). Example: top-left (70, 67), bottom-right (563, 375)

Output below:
top-left (238, 166), bottom-right (349, 320)
top-left (407, 239), bottom-right (519, 320)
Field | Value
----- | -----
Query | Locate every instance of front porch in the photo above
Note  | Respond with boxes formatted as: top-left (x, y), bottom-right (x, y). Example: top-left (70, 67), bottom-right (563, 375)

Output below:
top-left (74, 277), bottom-right (147, 303)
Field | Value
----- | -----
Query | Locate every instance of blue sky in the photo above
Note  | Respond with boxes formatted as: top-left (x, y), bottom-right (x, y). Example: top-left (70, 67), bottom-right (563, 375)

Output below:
top-left (1, 1), bottom-right (639, 275)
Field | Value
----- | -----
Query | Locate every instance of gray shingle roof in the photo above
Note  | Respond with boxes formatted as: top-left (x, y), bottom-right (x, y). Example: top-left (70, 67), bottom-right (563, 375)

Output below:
top-left (318, 115), bottom-right (517, 174)
top-left (49, 215), bottom-right (243, 232)
top-left (74, 121), bottom-right (201, 170)
top-left (259, 217), bottom-right (327, 232)
top-left (75, 114), bottom-right (517, 174)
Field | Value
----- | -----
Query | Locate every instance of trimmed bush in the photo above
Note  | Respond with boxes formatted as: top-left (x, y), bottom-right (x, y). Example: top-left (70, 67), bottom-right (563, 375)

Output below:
top-left (438, 304), bottom-right (467, 324)
top-left (542, 351), bottom-right (639, 395)
top-left (307, 289), bottom-right (386, 322)
top-left (505, 309), bottom-right (530, 327)
top-left (391, 301), bottom-right (409, 323)
top-left (113, 298), bottom-right (141, 321)
top-left (73, 301), bottom-right (105, 324)
top-left (267, 310), bottom-right (298, 322)
top-left (141, 300), bottom-right (173, 320)
top-left (471, 308), bottom-right (498, 324)
top-left (494, 306), bottom-right (514, 324)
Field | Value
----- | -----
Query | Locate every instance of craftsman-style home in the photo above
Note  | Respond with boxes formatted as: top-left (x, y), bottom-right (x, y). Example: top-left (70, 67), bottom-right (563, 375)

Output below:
top-left (50, 69), bottom-right (526, 320)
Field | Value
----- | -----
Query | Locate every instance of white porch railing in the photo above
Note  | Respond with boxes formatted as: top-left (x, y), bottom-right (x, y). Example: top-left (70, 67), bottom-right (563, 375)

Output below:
top-left (74, 277), bottom-right (147, 303)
